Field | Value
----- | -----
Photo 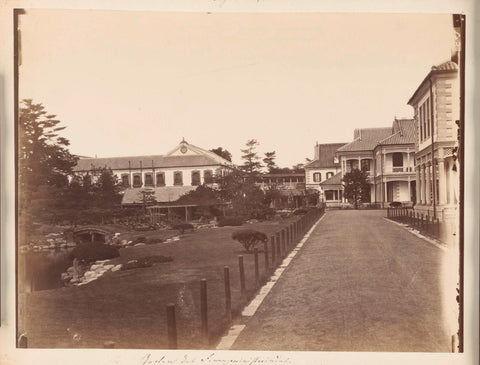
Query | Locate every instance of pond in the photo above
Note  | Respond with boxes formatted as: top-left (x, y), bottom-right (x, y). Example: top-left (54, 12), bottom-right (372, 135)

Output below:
top-left (19, 248), bottom-right (74, 292)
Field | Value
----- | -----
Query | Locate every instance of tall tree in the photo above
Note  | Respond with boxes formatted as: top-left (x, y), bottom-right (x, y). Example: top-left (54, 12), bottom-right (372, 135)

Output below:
top-left (18, 99), bottom-right (78, 193)
top-left (240, 139), bottom-right (262, 176)
top-left (263, 151), bottom-right (277, 173)
top-left (210, 147), bottom-right (232, 162)
top-left (94, 168), bottom-right (123, 207)
top-left (342, 168), bottom-right (370, 209)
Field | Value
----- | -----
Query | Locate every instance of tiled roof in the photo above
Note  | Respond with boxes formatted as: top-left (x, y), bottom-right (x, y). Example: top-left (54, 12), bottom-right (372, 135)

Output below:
top-left (377, 119), bottom-right (415, 146)
top-left (408, 60), bottom-right (458, 105)
top-left (122, 186), bottom-right (197, 205)
top-left (431, 60), bottom-right (458, 71)
top-left (337, 128), bottom-right (392, 152)
top-left (74, 154), bottom-right (221, 172)
top-left (319, 172), bottom-right (342, 187)
top-left (305, 143), bottom-right (347, 169)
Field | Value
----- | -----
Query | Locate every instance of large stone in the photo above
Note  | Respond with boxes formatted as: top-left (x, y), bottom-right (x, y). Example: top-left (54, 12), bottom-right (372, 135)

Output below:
top-left (111, 264), bottom-right (122, 272)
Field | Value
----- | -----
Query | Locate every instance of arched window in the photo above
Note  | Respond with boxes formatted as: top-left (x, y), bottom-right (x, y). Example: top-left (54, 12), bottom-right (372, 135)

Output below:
top-left (174, 171), bottom-right (183, 186)
top-left (191, 171), bottom-right (201, 186)
top-left (204, 170), bottom-right (213, 184)
top-left (144, 173), bottom-right (153, 186)
top-left (313, 172), bottom-right (321, 182)
top-left (133, 174), bottom-right (142, 187)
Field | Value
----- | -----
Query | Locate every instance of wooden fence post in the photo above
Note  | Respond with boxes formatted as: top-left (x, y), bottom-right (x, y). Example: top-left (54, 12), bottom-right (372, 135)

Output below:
top-left (281, 229), bottom-right (286, 254)
top-left (239, 255), bottom-right (246, 297)
top-left (263, 241), bottom-right (269, 272)
top-left (200, 279), bottom-right (208, 343)
top-left (166, 303), bottom-right (178, 349)
top-left (224, 266), bottom-right (232, 322)
top-left (276, 232), bottom-right (281, 258)
top-left (270, 236), bottom-right (276, 267)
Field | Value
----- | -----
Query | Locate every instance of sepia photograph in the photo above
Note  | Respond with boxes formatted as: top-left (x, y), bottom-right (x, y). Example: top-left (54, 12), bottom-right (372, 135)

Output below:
top-left (1, 3), bottom-right (478, 364)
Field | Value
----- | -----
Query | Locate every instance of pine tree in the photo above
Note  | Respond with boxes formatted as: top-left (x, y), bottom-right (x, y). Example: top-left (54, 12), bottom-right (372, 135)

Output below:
top-left (263, 151), bottom-right (277, 173)
top-left (240, 139), bottom-right (262, 176)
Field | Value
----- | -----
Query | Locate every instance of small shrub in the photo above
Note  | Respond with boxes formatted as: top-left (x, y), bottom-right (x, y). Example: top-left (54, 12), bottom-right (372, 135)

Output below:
top-left (172, 223), bottom-right (194, 234)
top-left (293, 208), bottom-right (308, 215)
top-left (390, 202), bottom-right (402, 208)
top-left (69, 243), bottom-right (119, 263)
top-left (232, 229), bottom-right (268, 252)
top-left (121, 255), bottom-right (173, 270)
top-left (218, 217), bottom-right (244, 227)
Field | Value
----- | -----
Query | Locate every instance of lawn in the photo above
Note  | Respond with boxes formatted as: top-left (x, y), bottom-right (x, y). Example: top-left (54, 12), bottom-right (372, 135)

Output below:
top-left (18, 209), bottom-right (322, 349)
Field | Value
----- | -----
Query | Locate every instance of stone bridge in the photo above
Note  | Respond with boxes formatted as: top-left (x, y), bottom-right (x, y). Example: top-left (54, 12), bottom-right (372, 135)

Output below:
top-left (72, 226), bottom-right (117, 243)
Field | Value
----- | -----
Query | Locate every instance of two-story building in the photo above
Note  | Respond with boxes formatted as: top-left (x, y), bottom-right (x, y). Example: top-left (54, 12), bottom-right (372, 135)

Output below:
top-left (304, 142), bottom-right (346, 205)
top-left (73, 139), bottom-right (234, 205)
top-left (257, 173), bottom-right (318, 208)
top-left (407, 60), bottom-right (459, 240)
top-left (372, 119), bottom-right (416, 207)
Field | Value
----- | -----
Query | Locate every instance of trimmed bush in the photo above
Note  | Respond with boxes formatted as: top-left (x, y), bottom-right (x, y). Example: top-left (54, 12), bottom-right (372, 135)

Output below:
top-left (218, 217), bottom-right (244, 227)
top-left (389, 202), bottom-right (402, 207)
top-left (69, 243), bottom-right (119, 263)
top-left (121, 255), bottom-right (173, 270)
top-left (172, 223), bottom-right (194, 234)
top-left (293, 208), bottom-right (308, 215)
top-left (232, 229), bottom-right (268, 252)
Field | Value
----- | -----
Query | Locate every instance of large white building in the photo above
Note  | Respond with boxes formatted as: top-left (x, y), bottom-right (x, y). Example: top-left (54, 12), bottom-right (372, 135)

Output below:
top-left (73, 139), bottom-right (234, 205)
top-left (407, 60), bottom-right (460, 243)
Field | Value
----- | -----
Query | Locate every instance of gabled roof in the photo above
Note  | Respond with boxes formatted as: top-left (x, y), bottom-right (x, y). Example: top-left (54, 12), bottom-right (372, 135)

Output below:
top-left (122, 186), bottom-right (197, 205)
top-left (337, 128), bottom-right (392, 153)
top-left (408, 60), bottom-right (458, 105)
top-left (74, 139), bottom-right (232, 172)
top-left (319, 172), bottom-right (342, 187)
top-left (305, 143), bottom-right (347, 169)
top-left (377, 119), bottom-right (415, 146)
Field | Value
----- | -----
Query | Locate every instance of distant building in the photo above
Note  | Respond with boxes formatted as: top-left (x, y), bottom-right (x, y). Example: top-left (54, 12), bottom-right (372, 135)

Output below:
top-left (257, 173), bottom-right (317, 208)
top-left (73, 139), bottom-right (234, 206)
top-left (407, 60), bottom-right (459, 238)
top-left (304, 142), bottom-right (346, 205)
top-left (307, 119), bottom-right (415, 207)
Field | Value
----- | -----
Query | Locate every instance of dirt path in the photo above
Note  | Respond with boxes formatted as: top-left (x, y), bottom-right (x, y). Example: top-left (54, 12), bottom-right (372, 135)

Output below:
top-left (231, 210), bottom-right (457, 352)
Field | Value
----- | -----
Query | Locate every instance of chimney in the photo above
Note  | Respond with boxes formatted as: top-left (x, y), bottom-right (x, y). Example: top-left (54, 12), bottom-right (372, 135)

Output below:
top-left (314, 141), bottom-right (319, 160)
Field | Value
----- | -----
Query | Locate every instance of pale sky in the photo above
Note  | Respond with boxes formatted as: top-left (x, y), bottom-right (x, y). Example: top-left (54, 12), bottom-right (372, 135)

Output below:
top-left (19, 10), bottom-right (456, 167)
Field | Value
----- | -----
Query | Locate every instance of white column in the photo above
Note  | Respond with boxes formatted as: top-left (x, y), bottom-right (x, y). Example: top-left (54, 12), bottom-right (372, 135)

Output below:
top-left (407, 149), bottom-right (410, 172)
top-left (420, 164), bottom-right (425, 205)
top-left (438, 158), bottom-right (446, 205)
top-left (408, 175), bottom-right (411, 202)
top-left (425, 163), bottom-right (431, 205)
top-left (384, 179), bottom-right (388, 204)
top-left (416, 165), bottom-right (420, 205)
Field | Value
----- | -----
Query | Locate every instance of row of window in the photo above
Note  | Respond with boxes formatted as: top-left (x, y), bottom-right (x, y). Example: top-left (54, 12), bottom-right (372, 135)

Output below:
top-left (419, 97), bottom-right (431, 142)
top-left (121, 170), bottom-right (214, 188)
top-left (313, 171), bottom-right (335, 182)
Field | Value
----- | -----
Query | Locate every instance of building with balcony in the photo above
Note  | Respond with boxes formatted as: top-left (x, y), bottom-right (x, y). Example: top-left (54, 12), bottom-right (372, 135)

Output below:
top-left (336, 127), bottom-right (393, 204)
top-left (257, 173), bottom-right (318, 208)
top-left (73, 139), bottom-right (234, 205)
top-left (407, 60), bottom-right (459, 238)
top-left (372, 119), bottom-right (416, 207)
